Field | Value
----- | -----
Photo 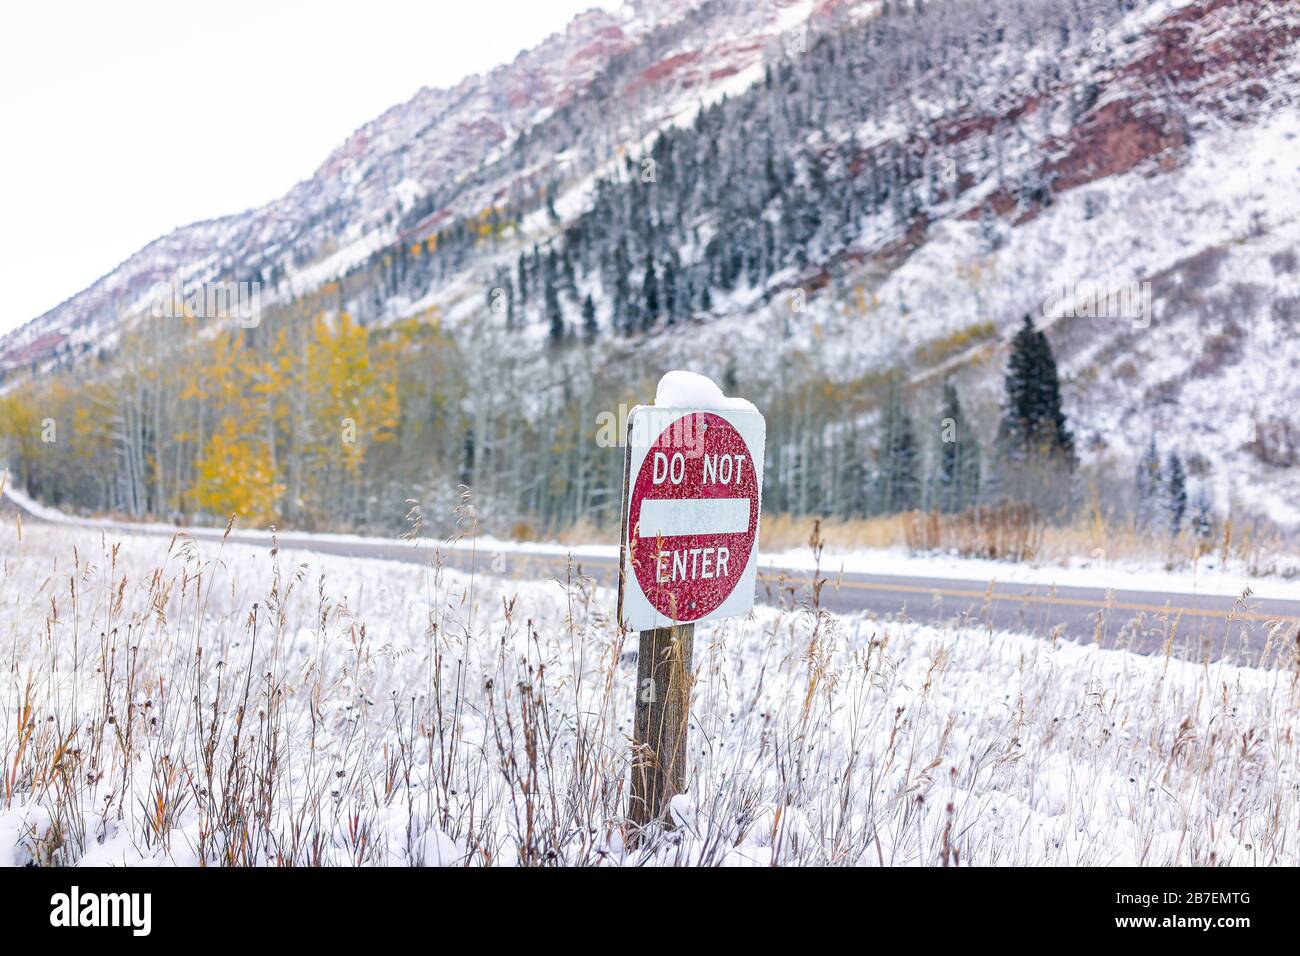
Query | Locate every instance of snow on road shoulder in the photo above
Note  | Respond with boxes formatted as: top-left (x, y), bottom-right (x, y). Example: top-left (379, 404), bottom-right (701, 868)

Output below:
top-left (760, 544), bottom-right (1300, 603)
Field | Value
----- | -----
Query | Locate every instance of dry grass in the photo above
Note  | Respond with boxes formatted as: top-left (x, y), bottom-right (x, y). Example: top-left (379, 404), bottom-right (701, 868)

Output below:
top-left (3, 500), bottom-right (1300, 867)
top-left (761, 511), bottom-right (915, 552)
top-left (759, 506), bottom-right (1295, 577)
top-left (903, 502), bottom-right (1044, 561)
top-left (507, 515), bottom-right (613, 546)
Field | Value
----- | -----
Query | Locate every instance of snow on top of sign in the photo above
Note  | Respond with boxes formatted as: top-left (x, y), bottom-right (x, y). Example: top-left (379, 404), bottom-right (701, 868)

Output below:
top-left (654, 370), bottom-right (757, 412)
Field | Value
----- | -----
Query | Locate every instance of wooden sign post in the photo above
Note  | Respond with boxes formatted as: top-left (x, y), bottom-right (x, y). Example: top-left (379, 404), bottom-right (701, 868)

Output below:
top-left (628, 623), bottom-right (694, 830)
top-left (617, 385), bottom-right (766, 831)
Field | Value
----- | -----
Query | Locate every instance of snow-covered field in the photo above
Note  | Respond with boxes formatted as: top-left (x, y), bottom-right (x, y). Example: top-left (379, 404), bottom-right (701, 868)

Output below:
top-left (2, 518), bottom-right (1298, 866)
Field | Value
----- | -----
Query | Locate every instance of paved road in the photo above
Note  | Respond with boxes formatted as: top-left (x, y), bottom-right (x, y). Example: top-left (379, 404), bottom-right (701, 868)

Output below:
top-left (6, 491), bottom-right (1298, 663)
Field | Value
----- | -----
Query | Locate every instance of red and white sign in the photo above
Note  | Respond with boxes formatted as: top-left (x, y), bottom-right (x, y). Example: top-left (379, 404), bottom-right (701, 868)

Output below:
top-left (618, 404), bottom-right (766, 630)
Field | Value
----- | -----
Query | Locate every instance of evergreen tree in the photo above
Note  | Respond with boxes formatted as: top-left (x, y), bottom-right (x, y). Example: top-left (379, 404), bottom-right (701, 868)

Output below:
top-left (642, 257), bottom-right (659, 331)
top-left (662, 257), bottom-right (678, 324)
top-left (877, 383), bottom-right (920, 513)
top-left (581, 293), bottom-right (598, 343)
top-left (458, 426), bottom-right (475, 489)
top-left (545, 275), bottom-right (564, 346)
top-left (1165, 451), bottom-right (1187, 536)
top-left (562, 247), bottom-right (577, 292)
top-left (1135, 436), bottom-right (1161, 528)
top-left (936, 382), bottom-right (980, 513)
top-left (722, 363), bottom-right (738, 396)
top-left (997, 315), bottom-right (1040, 463)
top-left (1192, 490), bottom-right (1214, 541)
top-left (992, 315), bottom-right (1075, 513)
top-left (996, 315), bottom-right (1074, 465)
top-left (612, 244), bottom-right (631, 334)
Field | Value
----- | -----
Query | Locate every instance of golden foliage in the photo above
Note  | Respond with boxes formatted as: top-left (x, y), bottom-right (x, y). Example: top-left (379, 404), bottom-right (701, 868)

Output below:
top-left (192, 416), bottom-right (283, 525)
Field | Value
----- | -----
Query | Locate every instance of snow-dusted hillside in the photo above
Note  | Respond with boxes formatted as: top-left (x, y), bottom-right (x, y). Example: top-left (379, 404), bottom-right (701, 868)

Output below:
top-left (3, 0), bottom-right (1298, 525)
top-left (678, 90), bottom-right (1300, 523)
top-left (0, 0), bottom-right (854, 371)
top-left (599, 0), bottom-right (1300, 523)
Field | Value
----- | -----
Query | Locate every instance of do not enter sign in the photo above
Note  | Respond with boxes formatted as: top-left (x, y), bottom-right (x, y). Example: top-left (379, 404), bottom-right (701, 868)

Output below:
top-left (618, 403), bottom-right (766, 630)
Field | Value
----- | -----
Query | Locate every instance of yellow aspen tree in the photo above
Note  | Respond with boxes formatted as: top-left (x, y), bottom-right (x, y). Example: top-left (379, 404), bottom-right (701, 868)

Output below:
top-left (299, 312), bottom-right (398, 517)
top-left (188, 329), bottom-right (284, 525)
top-left (192, 414), bottom-right (283, 525)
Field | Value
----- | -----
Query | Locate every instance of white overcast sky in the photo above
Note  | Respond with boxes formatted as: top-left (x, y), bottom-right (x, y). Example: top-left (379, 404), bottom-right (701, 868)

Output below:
top-left (0, 0), bottom-right (617, 336)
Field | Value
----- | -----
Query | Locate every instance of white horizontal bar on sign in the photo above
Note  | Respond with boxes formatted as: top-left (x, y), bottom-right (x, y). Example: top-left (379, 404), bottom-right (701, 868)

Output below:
top-left (637, 498), bottom-right (750, 538)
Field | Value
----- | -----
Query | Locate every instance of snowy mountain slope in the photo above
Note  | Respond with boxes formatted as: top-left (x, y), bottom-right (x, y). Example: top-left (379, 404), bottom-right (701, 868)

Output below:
top-left (528, 0), bottom-right (1300, 522)
top-left (0, 0), bottom-right (851, 372)
top-left (4, 0), bottom-right (1299, 525)
top-left (0, 0), bottom-right (659, 367)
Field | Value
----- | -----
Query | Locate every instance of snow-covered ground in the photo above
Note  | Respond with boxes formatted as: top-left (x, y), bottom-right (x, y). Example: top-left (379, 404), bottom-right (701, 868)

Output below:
top-left (2, 518), bottom-right (1296, 866)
